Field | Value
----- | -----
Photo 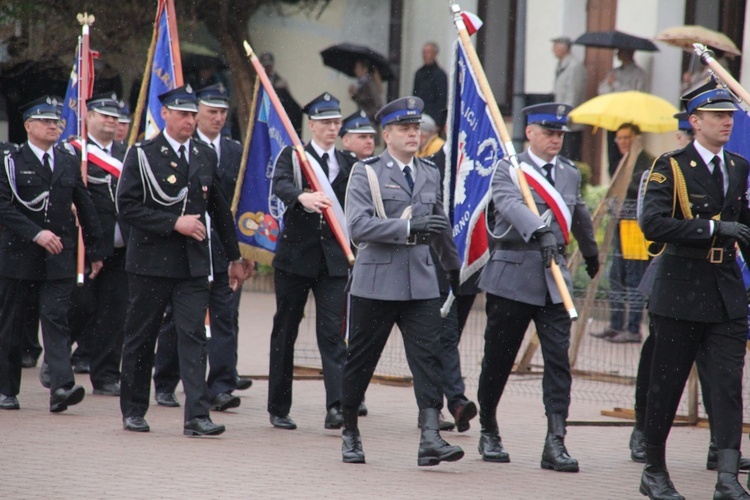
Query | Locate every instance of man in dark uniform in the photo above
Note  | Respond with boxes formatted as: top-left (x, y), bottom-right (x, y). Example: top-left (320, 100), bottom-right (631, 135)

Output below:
top-left (639, 80), bottom-right (750, 500)
top-left (476, 103), bottom-right (599, 472)
top-left (152, 83), bottom-right (252, 412)
top-left (117, 85), bottom-right (249, 435)
top-left (0, 96), bottom-right (103, 412)
top-left (340, 110), bottom-right (376, 160)
top-left (115, 100), bottom-right (131, 144)
top-left (340, 96), bottom-right (464, 466)
top-left (267, 92), bottom-right (356, 430)
top-left (64, 94), bottom-right (129, 397)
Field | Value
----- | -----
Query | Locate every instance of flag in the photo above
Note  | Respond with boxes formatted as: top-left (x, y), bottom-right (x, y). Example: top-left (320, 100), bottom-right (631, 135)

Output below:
top-left (444, 37), bottom-right (503, 283)
top-left (726, 106), bottom-right (750, 159)
top-left (233, 88), bottom-right (293, 265)
top-left (58, 39), bottom-right (96, 143)
top-left (145, 0), bottom-right (180, 139)
top-left (461, 11), bottom-right (483, 36)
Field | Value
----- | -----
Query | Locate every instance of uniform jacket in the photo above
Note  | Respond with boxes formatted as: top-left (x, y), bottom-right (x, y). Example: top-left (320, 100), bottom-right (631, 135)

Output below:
top-left (346, 150), bottom-right (460, 301)
top-left (479, 149), bottom-right (598, 306)
top-left (0, 142), bottom-right (103, 280)
top-left (117, 132), bottom-right (240, 279)
top-left (193, 133), bottom-right (242, 275)
top-left (272, 143), bottom-right (357, 278)
top-left (640, 142), bottom-right (750, 322)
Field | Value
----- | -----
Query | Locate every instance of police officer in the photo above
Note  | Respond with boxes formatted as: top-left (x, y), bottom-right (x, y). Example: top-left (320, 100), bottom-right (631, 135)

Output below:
top-left (152, 83), bottom-right (252, 412)
top-left (64, 93), bottom-right (129, 396)
top-left (639, 80), bottom-right (750, 500)
top-left (476, 103), bottom-right (599, 471)
top-left (115, 100), bottom-right (131, 144)
top-left (117, 85), bottom-right (249, 435)
top-left (340, 96), bottom-right (464, 466)
top-left (0, 96), bottom-right (103, 412)
top-left (267, 92), bottom-right (356, 431)
top-left (340, 110), bottom-right (376, 160)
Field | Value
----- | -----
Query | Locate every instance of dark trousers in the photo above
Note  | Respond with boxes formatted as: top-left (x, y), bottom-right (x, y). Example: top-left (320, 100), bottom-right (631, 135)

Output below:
top-left (456, 293), bottom-right (477, 334)
top-left (0, 278), bottom-right (76, 395)
top-left (267, 268), bottom-right (347, 416)
top-left (20, 299), bottom-right (41, 361)
top-left (438, 294), bottom-right (468, 412)
top-left (154, 272), bottom-right (241, 398)
top-left (68, 248), bottom-right (128, 387)
top-left (478, 294), bottom-right (572, 419)
top-left (342, 296), bottom-right (444, 411)
top-left (644, 313), bottom-right (746, 450)
top-left (120, 274), bottom-right (210, 421)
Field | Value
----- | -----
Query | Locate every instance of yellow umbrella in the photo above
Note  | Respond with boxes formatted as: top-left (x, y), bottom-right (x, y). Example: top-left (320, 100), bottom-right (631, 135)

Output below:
top-left (569, 91), bottom-right (679, 133)
top-left (654, 25), bottom-right (741, 56)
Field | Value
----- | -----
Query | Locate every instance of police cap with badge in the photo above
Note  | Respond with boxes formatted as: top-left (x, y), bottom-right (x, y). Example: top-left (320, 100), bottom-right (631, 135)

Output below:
top-left (118, 100), bottom-right (132, 124)
top-left (20, 96), bottom-right (62, 121)
top-left (196, 83), bottom-right (229, 109)
top-left (339, 110), bottom-right (376, 137)
top-left (681, 78), bottom-right (736, 115)
top-left (86, 93), bottom-right (121, 118)
top-left (375, 96), bottom-right (423, 127)
top-left (303, 92), bottom-right (341, 120)
top-left (522, 102), bottom-right (572, 131)
top-left (158, 84), bottom-right (198, 112)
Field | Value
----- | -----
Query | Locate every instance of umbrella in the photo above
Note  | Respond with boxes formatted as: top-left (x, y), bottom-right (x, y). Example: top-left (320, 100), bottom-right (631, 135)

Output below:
top-left (568, 91), bottom-right (679, 133)
top-left (654, 25), bottom-right (741, 56)
top-left (320, 43), bottom-right (394, 80)
top-left (574, 30), bottom-right (659, 52)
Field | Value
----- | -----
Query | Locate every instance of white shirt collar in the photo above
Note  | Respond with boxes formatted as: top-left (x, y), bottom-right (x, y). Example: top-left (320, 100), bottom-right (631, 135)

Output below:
top-left (392, 155), bottom-right (414, 174)
top-left (88, 135), bottom-right (113, 154)
top-left (163, 130), bottom-right (190, 161)
top-left (310, 140), bottom-right (335, 161)
top-left (527, 148), bottom-right (557, 170)
top-left (693, 139), bottom-right (725, 169)
top-left (27, 141), bottom-right (54, 166)
top-left (196, 129), bottom-right (220, 152)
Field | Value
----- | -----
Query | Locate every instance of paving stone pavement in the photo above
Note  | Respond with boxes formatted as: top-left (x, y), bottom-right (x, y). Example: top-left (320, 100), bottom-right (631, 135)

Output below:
top-left (0, 289), bottom-right (735, 499)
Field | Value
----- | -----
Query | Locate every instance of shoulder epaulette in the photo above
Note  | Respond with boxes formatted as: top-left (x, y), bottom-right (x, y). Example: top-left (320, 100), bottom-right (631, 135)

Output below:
top-left (362, 156), bottom-right (379, 164)
top-left (223, 136), bottom-right (241, 146)
top-left (135, 138), bottom-right (154, 148)
top-left (418, 157), bottom-right (437, 169)
top-left (55, 143), bottom-right (76, 157)
top-left (726, 149), bottom-right (748, 161)
top-left (660, 149), bottom-right (682, 158)
top-left (343, 150), bottom-right (357, 158)
top-left (558, 156), bottom-right (577, 169)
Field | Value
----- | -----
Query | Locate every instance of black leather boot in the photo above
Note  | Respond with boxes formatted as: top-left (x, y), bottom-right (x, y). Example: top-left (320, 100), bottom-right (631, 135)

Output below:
top-left (477, 413), bottom-right (510, 463)
top-left (417, 408), bottom-right (464, 466)
top-left (341, 406), bottom-right (365, 464)
top-left (630, 426), bottom-right (647, 463)
top-left (714, 449), bottom-right (750, 500)
top-left (708, 440), bottom-right (750, 472)
top-left (640, 444), bottom-right (684, 500)
top-left (540, 414), bottom-right (579, 472)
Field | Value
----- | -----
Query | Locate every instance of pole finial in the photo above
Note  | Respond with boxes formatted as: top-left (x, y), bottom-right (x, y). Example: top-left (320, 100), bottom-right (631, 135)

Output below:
top-left (77, 12), bottom-right (95, 26)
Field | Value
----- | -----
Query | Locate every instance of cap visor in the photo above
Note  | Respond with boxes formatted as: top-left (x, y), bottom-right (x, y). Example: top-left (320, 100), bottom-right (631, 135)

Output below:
top-left (166, 104), bottom-right (198, 113)
top-left (309, 112), bottom-right (342, 120)
top-left (199, 99), bottom-right (229, 109)
top-left (28, 112), bottom-right (60, 121)
top-left (695, 102), bottom-right (737, 112)
top-left (93, 108), bottom-right (121, 118)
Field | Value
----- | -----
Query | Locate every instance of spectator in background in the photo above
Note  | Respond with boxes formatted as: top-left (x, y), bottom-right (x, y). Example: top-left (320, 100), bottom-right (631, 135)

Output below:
top-left (551, 36), bottom-right (586, 161)
top-left (682, 49), bottom-right (731, 93)
top-left (413, 42), bottom-right (448, 129)
top-left (348, 59), bottom-right (383, 125)
top-left (417, 114), bottom-right (444, 158)
top-left (598, 49), bottom-right (648, 176)
top-left (260, 52), bottom-right (303, 136)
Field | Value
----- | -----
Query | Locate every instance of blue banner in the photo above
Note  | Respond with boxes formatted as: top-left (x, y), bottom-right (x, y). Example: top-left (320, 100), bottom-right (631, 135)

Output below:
top-left (234, 89), bottom-right (292, 265)
top-left (446, 39), bottom-right (503, 282)
top-left (58, 42), bottom-right (80, 143)
top-left (727, 107), bottom-right (750, 159)
top-left (145, 7), bottom-right (177, 139)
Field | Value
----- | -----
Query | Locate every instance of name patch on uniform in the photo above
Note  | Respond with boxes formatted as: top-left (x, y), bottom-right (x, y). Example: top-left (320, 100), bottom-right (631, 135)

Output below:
top-left (648, 172), bottom-right (667, 184)
top-left (384, 184), bottom-right (402, 189)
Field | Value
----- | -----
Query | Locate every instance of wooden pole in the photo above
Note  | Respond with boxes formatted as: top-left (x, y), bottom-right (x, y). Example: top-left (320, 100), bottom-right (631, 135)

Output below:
top-left (165, 0), bottom-right (183, 87)
top-left (449, 3), bottom-right (577, 319)
top-left (232, 77), bottom-right (260, 216)
top-left (693, 43), bottom-right (750, 105)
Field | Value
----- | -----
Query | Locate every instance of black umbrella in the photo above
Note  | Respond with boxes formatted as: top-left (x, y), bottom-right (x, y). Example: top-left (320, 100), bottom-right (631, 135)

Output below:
top-left (320, 43), bottom-right (394, 80)
top-left (574, 30), bottom-right (659, 52)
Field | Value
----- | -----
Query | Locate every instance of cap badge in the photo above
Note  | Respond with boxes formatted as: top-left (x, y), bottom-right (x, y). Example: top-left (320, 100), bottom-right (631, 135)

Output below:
top-left (323, 93), bottom-right (331, 101)
top-left (185, 84), bottom-right (193, 94)
top-left (359, 110), bottom-right (366, 118)
top-left (217, 83), bottom-right (225, 93)
top-left (407, 97), bottom-right (416, 108)
top-left (556, 105), bottom-right (566, 118)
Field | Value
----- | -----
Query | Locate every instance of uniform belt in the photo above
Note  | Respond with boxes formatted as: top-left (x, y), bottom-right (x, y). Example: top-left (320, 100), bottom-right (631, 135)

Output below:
top-left (497, 241), bottom-right (566, 255)
top-left (405, 234), bottom-right (431, 246)
top-left (664, 244), bottom-right (735, 264)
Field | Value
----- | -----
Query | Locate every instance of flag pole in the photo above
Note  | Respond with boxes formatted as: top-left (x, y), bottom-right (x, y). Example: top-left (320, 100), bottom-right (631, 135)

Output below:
top-left (243, 40), bottom-right (356, 266)
top-left (693, 43), bottom-right (750, 106)
top-left (128, 0), bottom-right (165, 146)
top-left (165, 0), bottom-right (183, 86)
top-left (232, 76), bottom-right (260, 216)
top-left (449, 3), bottom-right (577, 319)
top-left (76, 12), bottom-right (95, 286)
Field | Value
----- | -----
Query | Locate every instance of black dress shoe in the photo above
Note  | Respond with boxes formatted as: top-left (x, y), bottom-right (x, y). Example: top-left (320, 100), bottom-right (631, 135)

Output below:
top-left (211, 393), bottom-right (241, 412)
top-left (72, 359), bottom-right (90, 374)
top-left (123, 416), bottom-right (150, 432)
top-left (21, 355), bottom-right (37, 368)
top-left (235, 377), bottom-right (253, 391)
top-left (358, 401), bottom-right (368, 417)
top-left (270, 414), bottom-right (297, 430)
top-left (155, 392), bottom-right (180, 407)
top-left (39, 361), bottom-right (50, 389)
top-left (50, 385), bottom-right (85, 413)
top-left (184, 417), bottom-right (225, 436)
top-left (478, 430), bottom-right (510, 463)
top-left (0, 393), bottom-right (20, 410)
top-left (451, 401), bottom-right (477, 433)
top-left (324, 406), bottom-right (344, 429)
top-left (93, 382), bottom-right (121, 397)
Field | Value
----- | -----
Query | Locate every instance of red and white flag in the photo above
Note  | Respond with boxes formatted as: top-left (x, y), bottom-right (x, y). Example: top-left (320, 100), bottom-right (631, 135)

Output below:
top-left (461, 11), bottom-right (483, 36)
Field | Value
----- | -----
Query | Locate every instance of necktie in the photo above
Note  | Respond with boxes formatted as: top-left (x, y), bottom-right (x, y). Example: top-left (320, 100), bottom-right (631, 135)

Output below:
top-left (102, 147), bottom-right (109, 156)
top-left (42, 153), bottom-right (51, 172)
top-left (543, 163), bottom-right (555, 186)
top-left (403, 165), bottom-right (414, 191)
top-left (320, 152), bottom-right (330, 176)
top-left (711, 155), bottom-right (724, 196)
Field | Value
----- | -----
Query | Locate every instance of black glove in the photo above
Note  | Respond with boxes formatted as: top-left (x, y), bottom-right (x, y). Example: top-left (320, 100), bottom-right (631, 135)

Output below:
top-left (533, 227), bottom-right (559, 268)
top-left (716, 221), bottom-right (750, 246)
top-left (448, 270), bottom-right (461, 294)
top-left (584, 254), bottom-right (600, 279)
top-left (410, 215), bottom-right (449, 235)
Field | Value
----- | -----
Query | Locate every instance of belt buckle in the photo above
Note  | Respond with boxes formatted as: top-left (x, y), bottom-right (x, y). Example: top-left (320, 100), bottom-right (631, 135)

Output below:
top-left (709, 247), bottom-right (724, 263)
top-left (406, 234), bottom-right (416, 246)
